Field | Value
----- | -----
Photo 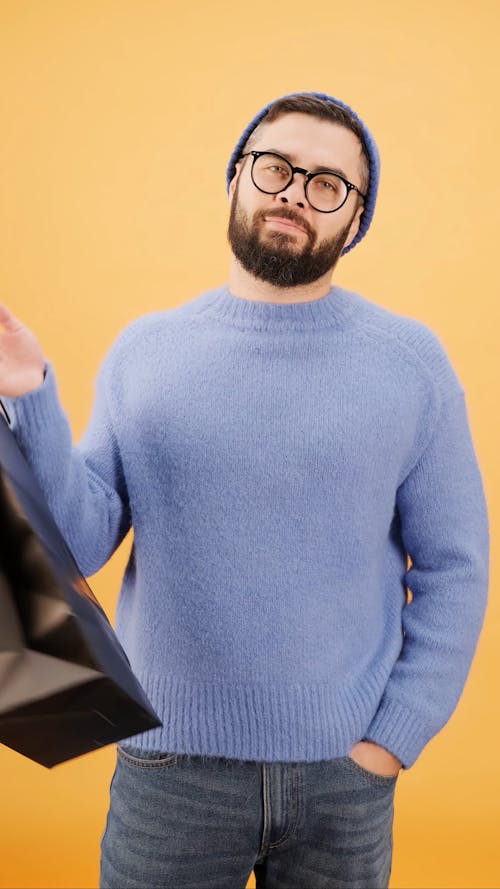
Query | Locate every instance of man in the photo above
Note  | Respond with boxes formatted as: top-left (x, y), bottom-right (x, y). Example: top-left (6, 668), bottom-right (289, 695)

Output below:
top-left (0, 91), bottom-right (490, 888)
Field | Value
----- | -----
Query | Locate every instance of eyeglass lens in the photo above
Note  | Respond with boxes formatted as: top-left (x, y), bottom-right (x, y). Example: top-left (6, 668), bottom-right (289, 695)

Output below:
top-left (252, 154), bottom-right (348, 212)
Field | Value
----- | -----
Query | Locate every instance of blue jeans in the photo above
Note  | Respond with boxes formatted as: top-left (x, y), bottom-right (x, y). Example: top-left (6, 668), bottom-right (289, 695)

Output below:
top-left (99, 743), bottom-right (398, 889)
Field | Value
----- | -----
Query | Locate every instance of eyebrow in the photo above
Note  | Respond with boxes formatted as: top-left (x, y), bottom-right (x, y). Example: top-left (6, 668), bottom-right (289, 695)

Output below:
top-left (264, 148), bottom-right (350, 181)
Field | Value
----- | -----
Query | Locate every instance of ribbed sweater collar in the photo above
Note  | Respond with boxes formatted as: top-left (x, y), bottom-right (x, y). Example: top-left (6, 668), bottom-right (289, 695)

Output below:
top-left (193, 283), bottom-right (355, 330)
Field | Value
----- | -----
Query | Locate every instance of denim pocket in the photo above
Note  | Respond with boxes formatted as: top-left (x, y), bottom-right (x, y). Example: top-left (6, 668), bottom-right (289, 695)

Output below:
top-left (117, 744), bottom-right (179, 769)
top-left (342, 755), bottom-right (399, 786)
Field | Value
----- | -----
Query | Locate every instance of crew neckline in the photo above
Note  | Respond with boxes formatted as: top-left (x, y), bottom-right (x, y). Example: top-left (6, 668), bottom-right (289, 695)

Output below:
top-left (193, 283), bottom-right (355, 330)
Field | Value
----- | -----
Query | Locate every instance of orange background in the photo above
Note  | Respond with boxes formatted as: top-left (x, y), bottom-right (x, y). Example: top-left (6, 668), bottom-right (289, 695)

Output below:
top-left (0, 1), bottom-right (499, 887)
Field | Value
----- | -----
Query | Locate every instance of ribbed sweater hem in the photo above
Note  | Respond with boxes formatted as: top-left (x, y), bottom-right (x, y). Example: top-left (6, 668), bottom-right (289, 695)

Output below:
top-left (121, 666), bottom-right (398, 764)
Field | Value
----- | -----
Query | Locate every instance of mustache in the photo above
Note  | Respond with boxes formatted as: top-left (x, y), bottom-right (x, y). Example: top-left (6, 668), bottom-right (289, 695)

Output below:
top-left (256, 208), bottom-right (313, 237)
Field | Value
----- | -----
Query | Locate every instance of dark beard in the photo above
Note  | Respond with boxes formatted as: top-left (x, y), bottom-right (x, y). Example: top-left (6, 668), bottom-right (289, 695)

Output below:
top-left (227, 188), bottom-right (354, 288)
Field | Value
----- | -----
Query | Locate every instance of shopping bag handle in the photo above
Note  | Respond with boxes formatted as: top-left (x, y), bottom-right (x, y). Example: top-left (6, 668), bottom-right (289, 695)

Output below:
top-left (0, 399), bottom-right (11, 426)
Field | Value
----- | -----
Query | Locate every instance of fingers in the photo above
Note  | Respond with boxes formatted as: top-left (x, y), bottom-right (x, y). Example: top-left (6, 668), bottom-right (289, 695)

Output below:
top-left (0, 304), bottom-right (22, 332)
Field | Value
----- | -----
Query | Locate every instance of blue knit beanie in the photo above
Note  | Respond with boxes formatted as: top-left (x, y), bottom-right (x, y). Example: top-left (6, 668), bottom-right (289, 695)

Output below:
top-left (226, 91), bottom-right (380, 255)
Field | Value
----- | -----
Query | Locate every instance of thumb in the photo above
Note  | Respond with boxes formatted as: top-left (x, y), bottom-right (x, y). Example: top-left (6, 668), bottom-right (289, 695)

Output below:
top-left (0, 304), bottom-right (23, 333)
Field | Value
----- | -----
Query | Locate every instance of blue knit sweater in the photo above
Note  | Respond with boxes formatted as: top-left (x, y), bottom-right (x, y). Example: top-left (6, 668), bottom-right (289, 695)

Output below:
top-left (1, 283), bottom-right (489, 768)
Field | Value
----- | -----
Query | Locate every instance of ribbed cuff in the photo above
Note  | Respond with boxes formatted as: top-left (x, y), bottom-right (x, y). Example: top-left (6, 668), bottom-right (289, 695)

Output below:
top-left (0, 361), bottom-right (65, 453)
top-left (362, 696), bottom-right (435, 769)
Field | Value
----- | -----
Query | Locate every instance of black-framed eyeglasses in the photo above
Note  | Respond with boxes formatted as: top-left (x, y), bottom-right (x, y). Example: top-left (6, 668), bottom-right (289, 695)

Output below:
top-left (239, 150), bottom-right (366, 213)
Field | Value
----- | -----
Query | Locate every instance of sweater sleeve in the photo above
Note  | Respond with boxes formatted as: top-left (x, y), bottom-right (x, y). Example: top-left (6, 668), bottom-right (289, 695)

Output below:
top-left (0, 352), bottom-right (131, 578)
top-left (363, 389), bottom-right (490, 769)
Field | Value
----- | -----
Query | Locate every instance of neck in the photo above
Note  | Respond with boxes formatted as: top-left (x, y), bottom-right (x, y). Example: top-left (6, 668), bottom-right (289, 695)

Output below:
top-left (228, 256), bottom-right (335, 304)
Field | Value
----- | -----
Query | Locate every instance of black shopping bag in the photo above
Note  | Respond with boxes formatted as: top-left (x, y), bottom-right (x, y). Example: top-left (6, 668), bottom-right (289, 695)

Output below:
top-left (0, 408), bottom-right (161, 768)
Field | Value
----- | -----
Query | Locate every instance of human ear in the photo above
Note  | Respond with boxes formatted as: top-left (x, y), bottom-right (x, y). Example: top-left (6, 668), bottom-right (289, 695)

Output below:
top-left (228, 162), bottom-right (242, 201)
top-left (343, 202), bottom-right (364, 250)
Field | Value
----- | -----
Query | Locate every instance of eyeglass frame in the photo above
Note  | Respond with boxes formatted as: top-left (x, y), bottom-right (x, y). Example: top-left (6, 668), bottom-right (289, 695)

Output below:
top-left (238, 150), bottom-right (367, 213)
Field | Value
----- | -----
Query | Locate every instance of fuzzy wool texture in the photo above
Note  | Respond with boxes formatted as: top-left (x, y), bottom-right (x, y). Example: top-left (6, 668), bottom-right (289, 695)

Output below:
top-left (2, 283), bottom-right (490, 769)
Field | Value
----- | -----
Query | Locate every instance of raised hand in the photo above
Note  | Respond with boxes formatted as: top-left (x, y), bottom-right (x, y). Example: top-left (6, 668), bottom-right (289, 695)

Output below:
top-left (0, 304), bottom-right (47, 398)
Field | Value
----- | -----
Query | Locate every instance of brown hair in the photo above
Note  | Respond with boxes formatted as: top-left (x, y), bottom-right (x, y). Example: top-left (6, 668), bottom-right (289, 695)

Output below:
top-left (242, 94), bottom-right (370, 197)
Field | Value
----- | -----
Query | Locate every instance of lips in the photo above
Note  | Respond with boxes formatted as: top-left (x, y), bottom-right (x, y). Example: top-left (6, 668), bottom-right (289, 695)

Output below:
top-left (264, 216), bottom-right (307, 234)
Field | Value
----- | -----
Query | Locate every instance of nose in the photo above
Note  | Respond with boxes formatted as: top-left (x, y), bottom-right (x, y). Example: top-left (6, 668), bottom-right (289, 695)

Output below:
top-left (276, 173), bottom-right (308, 209)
